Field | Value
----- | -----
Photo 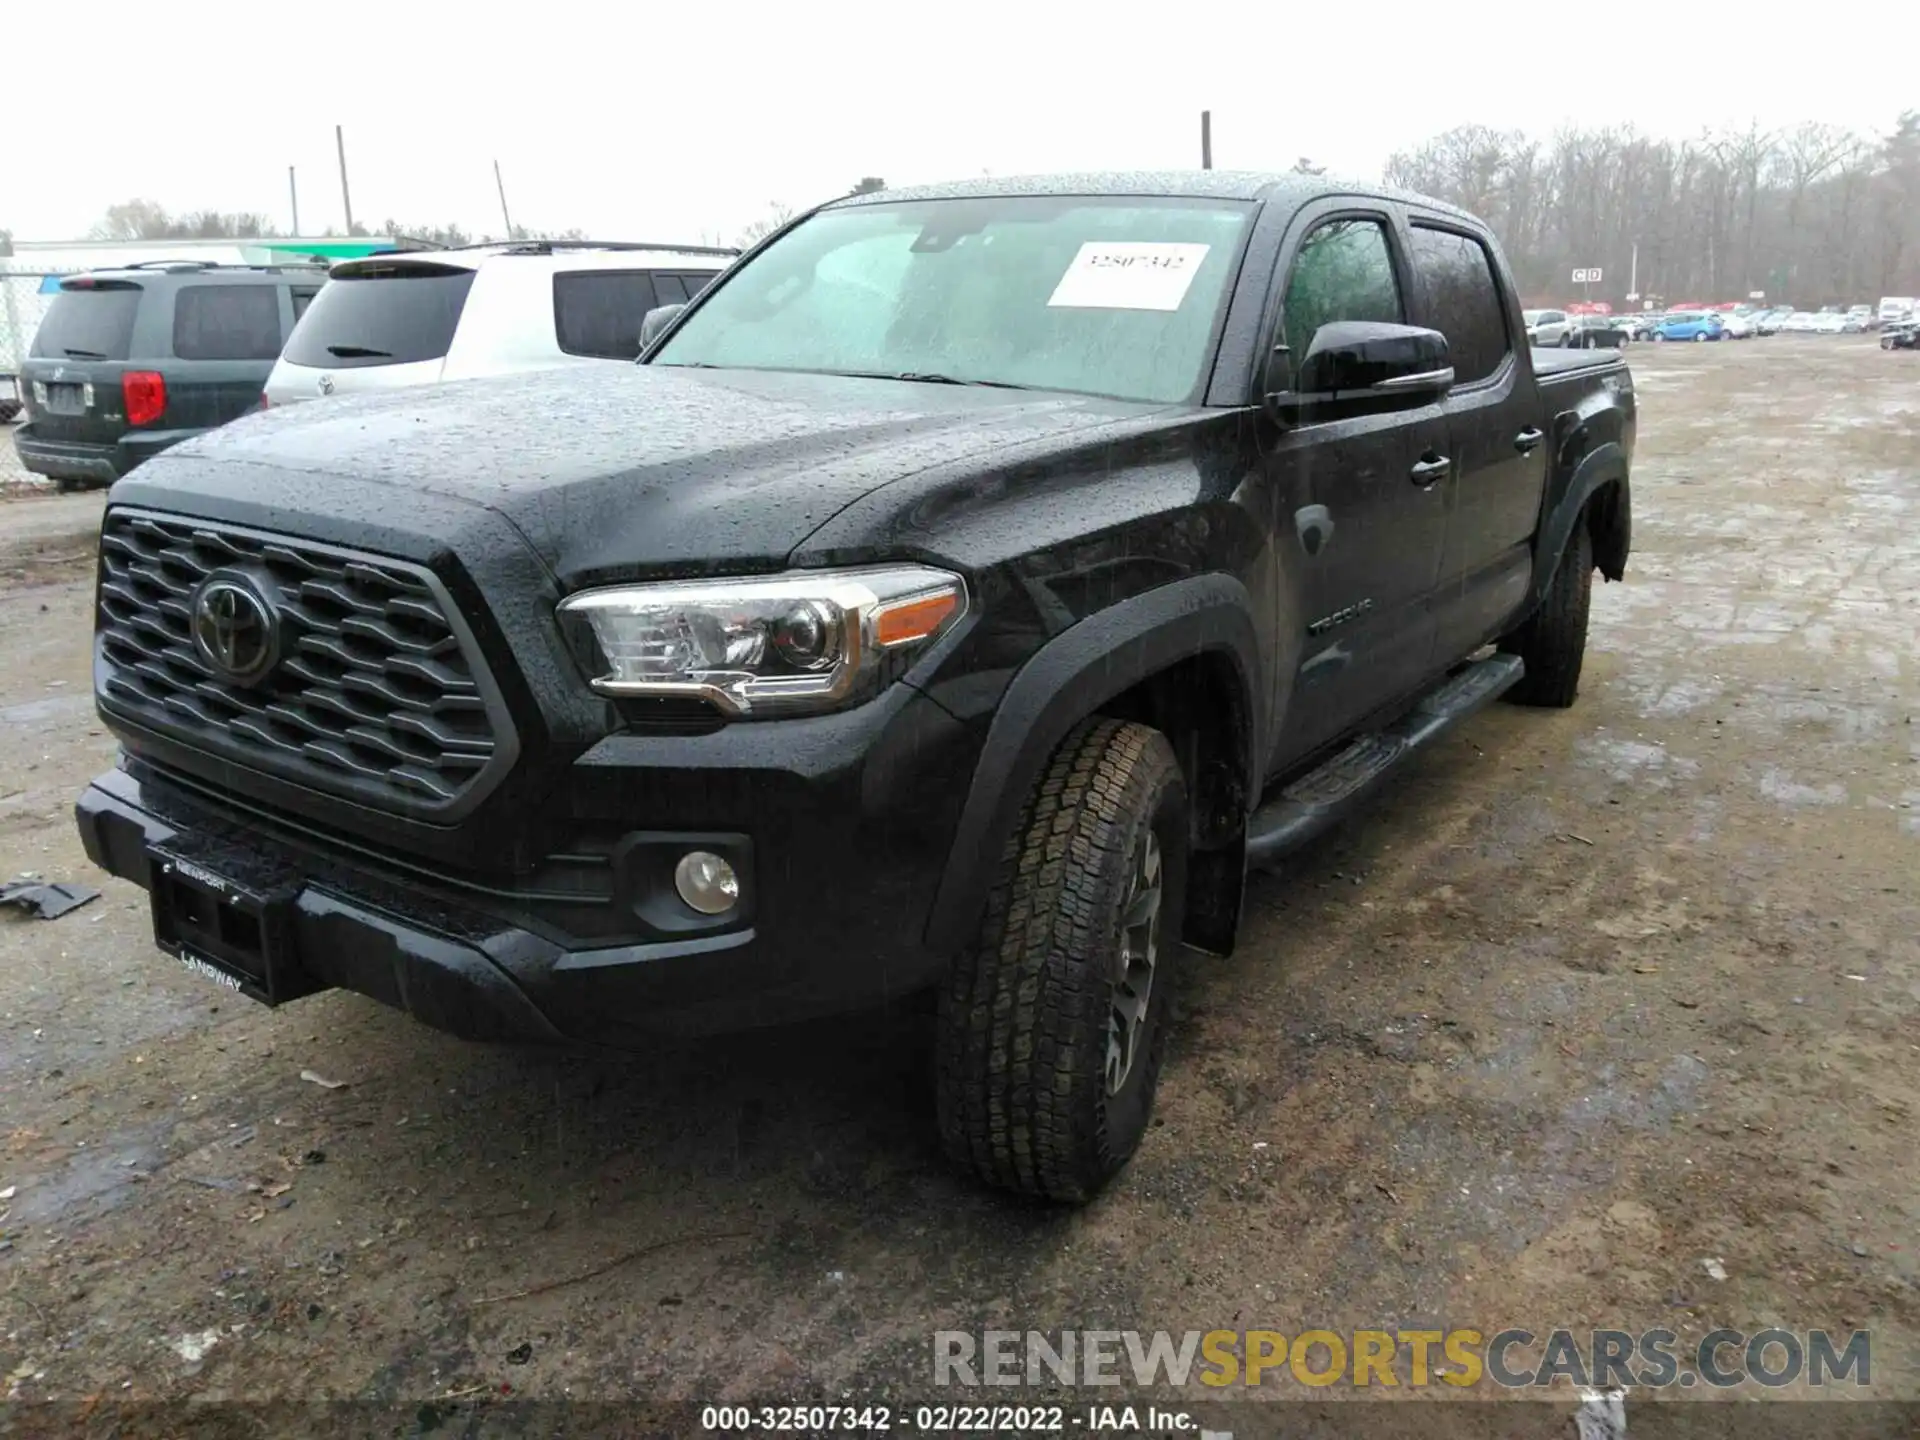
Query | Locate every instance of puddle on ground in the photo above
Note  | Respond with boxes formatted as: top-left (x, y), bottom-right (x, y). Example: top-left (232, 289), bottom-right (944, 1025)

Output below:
top-left (3, 1122), bottom-right (170, 1228)
top-left (0, 693), bottom-right (92, 727)
top-left (1757, 767), bottom-right (1849, 807)
top-left (1575, 735), bottom-right (1701, 789)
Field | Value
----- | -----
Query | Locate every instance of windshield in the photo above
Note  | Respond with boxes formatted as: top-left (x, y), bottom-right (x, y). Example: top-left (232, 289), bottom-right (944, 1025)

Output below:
top-left (651, 196), bottom-right (1255, 404)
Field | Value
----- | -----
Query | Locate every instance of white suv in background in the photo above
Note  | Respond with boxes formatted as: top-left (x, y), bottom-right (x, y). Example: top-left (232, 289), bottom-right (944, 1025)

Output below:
top-left (263, 241), bottom-right (736, 405)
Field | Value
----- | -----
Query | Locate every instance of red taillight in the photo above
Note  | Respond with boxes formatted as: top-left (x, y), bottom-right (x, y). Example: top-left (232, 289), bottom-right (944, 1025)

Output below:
top-left (123, 371), bottom-right (166, 426)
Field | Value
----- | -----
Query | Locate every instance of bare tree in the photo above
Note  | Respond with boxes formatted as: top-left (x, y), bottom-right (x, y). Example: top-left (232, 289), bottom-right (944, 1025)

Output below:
top-left (736, 202), bottom-right (796, 248)
top-left (91, 200), bottom-right (278, 241)
top-left (1385, 118), bottom-right (1920, 306)
top-left (380, 220), bottom-right (474, 249)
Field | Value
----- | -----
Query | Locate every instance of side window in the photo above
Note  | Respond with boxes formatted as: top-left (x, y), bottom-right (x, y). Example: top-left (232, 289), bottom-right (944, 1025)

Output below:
top-left (1408, 225), bottom-right (1512, 385)
top-left (680, 271), bottom-right (719, 297)
top-left (172, 285), bottom-right (285, 361)
top-left (291, 287), bottom-right (321, 321)
top-left (651, 274), bottom-right (689, 305)
top-left (1280, 218), bottom-right (1402, 363)
top-left (552, 271), bottom-right (662, 360)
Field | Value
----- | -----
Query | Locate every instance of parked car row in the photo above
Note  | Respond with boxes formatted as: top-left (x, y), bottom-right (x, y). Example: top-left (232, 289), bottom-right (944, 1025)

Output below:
top-left (1560, 305), bottom-right (1897, 345)
top-left (10, 241), bottom-right (737, 489)
top-left (1525, 297), bottom-right (1914, 350)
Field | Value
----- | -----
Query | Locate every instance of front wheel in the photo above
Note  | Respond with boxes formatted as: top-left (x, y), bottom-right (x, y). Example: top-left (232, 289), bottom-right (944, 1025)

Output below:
top-left (1500, 517), bottom-right (1594, 708)
top-left (1653, 332), bottom-right (1667, 342)
top-left (1696, 332), bottom-right (1710, 342)
top-left (937, 719), bottom-right (1188, 1203)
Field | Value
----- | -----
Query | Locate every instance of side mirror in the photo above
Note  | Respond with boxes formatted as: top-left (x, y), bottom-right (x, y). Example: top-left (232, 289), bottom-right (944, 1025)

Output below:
top-left (638, 303), bottom-right (686, 355)
top-left (1268, 321), bottom-right (1452, 421)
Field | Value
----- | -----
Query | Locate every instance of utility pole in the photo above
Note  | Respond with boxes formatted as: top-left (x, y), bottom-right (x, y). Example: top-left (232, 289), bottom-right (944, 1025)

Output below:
top-left (1200, 110), bottom-right (1213, 170)
top-left (335, 125), bottom-right (355, 235)
top-left (493, 159), bottom-right (515, 240)
top-left (1629, 242), bottom-right (1638, 300)
top-left (289, 166), bottom-right (300, 236)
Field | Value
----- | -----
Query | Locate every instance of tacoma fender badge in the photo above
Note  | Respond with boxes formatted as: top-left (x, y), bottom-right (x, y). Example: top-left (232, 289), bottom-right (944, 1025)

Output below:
top-left (1307, 597), bottom-right (1374, 637)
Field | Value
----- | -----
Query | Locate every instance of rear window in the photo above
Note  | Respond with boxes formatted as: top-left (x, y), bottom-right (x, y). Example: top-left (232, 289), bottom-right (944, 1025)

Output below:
top-left (172, 284), bottom-right (284, 361)
top-left (552, 271), bottom-right (662, 361)
top-left (30, 286), bottom-right (143, 360)
top-left (282, 266), bottom-right (477, 369)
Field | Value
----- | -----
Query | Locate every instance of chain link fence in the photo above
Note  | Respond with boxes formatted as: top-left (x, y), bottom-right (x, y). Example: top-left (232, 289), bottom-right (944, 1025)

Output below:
top-left (2, 269), bottom-right (74, 421)
top-left (0, 270), bottom-right (72, 488)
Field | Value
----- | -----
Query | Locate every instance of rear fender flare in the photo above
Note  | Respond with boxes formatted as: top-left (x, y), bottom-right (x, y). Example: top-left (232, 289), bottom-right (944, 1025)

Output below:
top-left (922, 573), bottom-right (1263, 957)
top-left (1533, 442), bottom-right (1630, 602)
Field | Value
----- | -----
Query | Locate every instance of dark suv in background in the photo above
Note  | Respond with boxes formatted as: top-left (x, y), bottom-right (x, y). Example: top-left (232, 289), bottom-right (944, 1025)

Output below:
top-left (12, 262), bottom-right (323, 490)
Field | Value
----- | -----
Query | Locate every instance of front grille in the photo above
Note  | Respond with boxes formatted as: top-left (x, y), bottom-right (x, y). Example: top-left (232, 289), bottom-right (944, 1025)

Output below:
top-left (96, 509), bottom-right (510, 816)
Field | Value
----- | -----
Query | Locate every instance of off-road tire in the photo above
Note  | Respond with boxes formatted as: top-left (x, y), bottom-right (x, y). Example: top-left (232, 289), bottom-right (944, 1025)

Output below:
top-left (936, 718), bottom-right (1187, 1203)
top-left (1500, 515), bottom-right (1594, 708)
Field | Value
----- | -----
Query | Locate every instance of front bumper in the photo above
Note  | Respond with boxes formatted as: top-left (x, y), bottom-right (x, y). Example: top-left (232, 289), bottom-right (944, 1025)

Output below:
top-left (76, 723), bottom-right (973, 1043)
top-left (15, 424), bottom-right (202, 483)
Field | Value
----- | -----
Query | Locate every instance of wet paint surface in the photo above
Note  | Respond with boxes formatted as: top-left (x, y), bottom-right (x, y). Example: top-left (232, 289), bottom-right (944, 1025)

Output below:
top-left (0, 336), bottom-right (1915, 1405)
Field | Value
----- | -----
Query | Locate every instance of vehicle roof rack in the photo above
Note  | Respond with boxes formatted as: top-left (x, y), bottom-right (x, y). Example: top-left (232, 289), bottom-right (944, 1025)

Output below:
top-left (113, 258), bottom-right (329, 273)
top-left (481, 239), bottom-right (741, 258)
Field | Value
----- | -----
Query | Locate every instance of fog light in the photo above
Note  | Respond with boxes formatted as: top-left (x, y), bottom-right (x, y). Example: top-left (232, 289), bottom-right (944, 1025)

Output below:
top-left (673, 850), bottom-right (739, 915)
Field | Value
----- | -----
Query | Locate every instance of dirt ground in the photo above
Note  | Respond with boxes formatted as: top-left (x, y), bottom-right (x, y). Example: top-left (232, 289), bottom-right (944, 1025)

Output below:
top-left (0, 340), bottom-right (1916, 1430)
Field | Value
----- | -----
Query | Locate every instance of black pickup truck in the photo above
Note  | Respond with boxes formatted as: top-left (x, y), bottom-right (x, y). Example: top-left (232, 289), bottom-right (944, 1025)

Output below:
top-left (74, 173), bottom-right (1633, 1203)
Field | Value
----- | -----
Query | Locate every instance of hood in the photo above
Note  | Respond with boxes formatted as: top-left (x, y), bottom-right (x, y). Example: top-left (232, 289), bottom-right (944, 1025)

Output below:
top-left (139, 364), bottom-right (1168, 584)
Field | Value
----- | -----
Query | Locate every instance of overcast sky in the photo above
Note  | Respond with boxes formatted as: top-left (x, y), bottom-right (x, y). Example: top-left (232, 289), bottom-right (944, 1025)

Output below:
top-left (7, 1), bottom-right (1912, 245)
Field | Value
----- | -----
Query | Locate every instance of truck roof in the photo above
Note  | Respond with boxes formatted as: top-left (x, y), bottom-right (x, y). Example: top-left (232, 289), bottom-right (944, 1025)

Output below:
top-left (831, 170), bottom-right (1478, 222)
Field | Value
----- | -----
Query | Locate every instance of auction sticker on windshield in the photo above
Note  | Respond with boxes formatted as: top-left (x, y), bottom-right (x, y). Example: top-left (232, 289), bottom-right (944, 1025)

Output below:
top-left (1047, 242), bottom-right (1211, 311)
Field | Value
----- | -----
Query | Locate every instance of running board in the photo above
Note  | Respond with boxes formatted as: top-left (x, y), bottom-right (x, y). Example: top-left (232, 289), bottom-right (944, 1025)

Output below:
top-left (1245, 652), bottom-right (1525, 869)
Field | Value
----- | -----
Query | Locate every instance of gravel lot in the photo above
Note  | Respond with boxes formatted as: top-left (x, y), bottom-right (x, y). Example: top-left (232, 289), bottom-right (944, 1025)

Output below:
top-left (0, 340), bottom-right (1916, 1430)
top-left (0, 416), bottom-right (34, 494)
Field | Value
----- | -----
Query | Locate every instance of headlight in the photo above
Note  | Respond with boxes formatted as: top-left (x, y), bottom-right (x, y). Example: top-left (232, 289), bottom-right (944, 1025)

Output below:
top-left (558, 565), bottom-right (968, 717)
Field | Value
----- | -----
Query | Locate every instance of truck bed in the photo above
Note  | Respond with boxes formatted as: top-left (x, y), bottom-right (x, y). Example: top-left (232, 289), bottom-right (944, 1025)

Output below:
top-left (1531, 347), bottom-right (1626, 382)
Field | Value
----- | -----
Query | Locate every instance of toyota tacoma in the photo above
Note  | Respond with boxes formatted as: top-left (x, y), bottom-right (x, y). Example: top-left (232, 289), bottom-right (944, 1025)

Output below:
top-left (74, 173), bottom-right (1633, 1203)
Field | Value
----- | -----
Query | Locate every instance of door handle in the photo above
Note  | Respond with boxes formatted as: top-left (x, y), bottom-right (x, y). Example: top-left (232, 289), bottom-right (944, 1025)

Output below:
top-left (1410, 452), bottom-right (1450, 487)
top-left (1515, 427), bottom-right (1544, 453)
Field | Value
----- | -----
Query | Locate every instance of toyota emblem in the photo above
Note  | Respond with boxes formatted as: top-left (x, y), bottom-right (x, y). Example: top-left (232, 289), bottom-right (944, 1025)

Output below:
top-left (190, 576), bottom-right (279, 686)
top-left (318, 374), bottom-right (335, 395)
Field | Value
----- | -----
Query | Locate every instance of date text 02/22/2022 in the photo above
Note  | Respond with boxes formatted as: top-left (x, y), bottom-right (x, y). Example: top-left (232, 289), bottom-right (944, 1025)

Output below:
top-left (697, 1403), bottom-right (1209, 1433)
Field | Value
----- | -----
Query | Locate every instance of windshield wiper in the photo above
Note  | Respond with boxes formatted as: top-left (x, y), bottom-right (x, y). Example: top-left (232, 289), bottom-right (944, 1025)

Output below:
top-left (829, 369), bottom-right (1033, 390)
top-left (62, 347), bottom-right (108, 360)
top-left (325, 343), bottom-right (392, 358)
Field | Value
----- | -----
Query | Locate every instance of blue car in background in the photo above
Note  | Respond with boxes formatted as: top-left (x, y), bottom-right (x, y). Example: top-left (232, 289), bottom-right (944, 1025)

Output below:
top-left (1652, 310), bottom-right (1725, 342)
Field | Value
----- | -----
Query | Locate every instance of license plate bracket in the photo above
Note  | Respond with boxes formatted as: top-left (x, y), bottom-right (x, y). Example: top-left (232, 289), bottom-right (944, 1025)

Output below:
top-left (148, 848), bottom-right (309, 1006)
